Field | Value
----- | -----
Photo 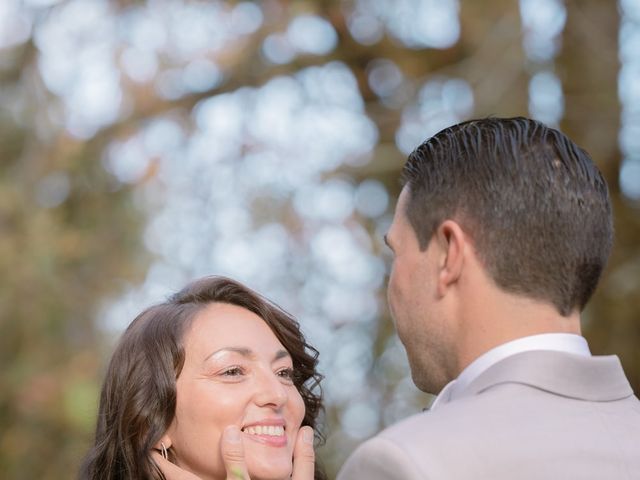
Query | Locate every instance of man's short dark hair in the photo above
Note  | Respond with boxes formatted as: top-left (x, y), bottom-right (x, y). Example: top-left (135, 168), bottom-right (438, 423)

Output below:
top-left (401, 117), bottom-right (613, 316)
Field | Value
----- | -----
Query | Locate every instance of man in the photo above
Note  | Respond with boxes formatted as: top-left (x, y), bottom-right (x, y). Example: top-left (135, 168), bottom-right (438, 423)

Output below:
top-left (337, 117), bottom-right (640, 479)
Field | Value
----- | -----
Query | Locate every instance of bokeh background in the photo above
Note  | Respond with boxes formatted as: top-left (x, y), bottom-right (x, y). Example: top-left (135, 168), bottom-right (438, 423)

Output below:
top-left (1, 0), bottom-right (639, 478)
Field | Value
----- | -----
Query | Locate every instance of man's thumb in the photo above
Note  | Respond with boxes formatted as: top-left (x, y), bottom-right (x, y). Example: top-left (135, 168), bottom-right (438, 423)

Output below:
top-left (291, 426), bottom-right (315, 480)
top-left (221, 425), bottom-right (250, 480)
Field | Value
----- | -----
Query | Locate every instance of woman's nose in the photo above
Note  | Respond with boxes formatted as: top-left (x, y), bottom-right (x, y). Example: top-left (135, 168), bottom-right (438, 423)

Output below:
top-left (253, 371), bottom-right (288, 408)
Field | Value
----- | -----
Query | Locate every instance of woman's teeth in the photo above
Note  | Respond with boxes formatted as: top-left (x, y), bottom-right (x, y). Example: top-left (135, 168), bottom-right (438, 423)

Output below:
top-left (242, 425), bottom-right (285, 436)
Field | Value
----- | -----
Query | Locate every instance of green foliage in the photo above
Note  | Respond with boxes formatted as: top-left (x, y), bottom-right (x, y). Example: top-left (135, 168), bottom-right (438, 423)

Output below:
top-left (0, 51), bottom-right (145, 478)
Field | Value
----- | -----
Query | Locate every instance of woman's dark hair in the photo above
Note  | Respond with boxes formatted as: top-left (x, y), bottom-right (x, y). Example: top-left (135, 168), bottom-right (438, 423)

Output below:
top-left (79, 276), bottom-right (324, 480)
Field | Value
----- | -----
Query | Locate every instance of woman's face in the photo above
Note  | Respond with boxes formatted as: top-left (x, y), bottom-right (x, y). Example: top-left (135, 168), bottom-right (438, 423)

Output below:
top-left (166, 302), bottom-right (306, 480)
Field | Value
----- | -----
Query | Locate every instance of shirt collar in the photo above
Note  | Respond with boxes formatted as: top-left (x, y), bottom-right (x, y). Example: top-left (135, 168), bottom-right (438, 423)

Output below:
top-left (430, 333), bottom-right (590, 410)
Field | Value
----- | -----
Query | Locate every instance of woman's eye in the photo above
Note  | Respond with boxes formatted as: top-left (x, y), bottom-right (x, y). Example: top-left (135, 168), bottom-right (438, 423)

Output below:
top-left (277, 368), bottom-right (295, 381)
top-left (221, 367), bottom-right (244, 377)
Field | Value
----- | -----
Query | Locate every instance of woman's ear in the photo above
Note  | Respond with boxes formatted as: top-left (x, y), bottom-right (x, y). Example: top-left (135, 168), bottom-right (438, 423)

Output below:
top-left (154, 434), bottom-right (173, 452)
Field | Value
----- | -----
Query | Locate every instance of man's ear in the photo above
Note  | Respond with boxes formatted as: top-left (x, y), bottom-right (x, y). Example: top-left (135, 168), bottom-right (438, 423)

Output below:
top-left (435, 220), bottom-right (467, 296)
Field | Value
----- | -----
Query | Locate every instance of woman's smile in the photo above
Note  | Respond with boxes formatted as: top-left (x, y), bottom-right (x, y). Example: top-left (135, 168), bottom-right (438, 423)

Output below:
top-left (241, 419), bottom-right (288, 447)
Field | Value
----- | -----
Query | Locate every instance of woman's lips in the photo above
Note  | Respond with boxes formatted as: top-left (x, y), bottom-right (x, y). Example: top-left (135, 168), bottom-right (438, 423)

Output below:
top-left (242, 430), bottom-right (287, 447)
top-left (241, 424), bottom-right (287, 447)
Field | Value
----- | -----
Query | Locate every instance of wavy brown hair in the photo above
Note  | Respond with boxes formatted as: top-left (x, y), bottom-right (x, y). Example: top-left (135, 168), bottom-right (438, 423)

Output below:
top-left (79, 276), bottom-right (324, 480)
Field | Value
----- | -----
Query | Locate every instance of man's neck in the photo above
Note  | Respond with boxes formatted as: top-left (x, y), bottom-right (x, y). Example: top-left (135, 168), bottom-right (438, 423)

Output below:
top-left (455, 289), bottom-right (582, 376)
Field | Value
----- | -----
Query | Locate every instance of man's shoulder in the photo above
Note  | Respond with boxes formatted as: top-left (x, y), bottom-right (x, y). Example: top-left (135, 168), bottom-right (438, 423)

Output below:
top-left (336, 409), bottom-right (453, 480)
top-left (339, 350), bottom-right (640, 480)
top-left (376, 404), bottom-right (463, 442)
top-left (338, 385), bottom-right (640, 480)
top-left (370, 396), bottom-right (499, 454)
top-left (336, 403), bottom-right (499, 480)
top-left (335, 430), bottom-right (426, 480)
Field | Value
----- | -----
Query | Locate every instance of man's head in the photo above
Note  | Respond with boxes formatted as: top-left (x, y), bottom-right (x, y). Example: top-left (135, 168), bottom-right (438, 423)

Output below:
top-left (386, 117), bottom-right (613, 393)
top-left (401, 116), bottom-right (612, 314)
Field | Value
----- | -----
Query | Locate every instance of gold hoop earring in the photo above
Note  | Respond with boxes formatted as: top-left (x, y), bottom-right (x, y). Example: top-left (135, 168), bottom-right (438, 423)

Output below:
top-left (161, 442), bottom-right (168, 461)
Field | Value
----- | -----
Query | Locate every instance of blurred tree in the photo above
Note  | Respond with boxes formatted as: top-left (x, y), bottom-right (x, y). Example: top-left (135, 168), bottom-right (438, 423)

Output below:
top-left (559, 0), bottom-right (640, 392)
top-left (0, 39), bottom-right (146, 479)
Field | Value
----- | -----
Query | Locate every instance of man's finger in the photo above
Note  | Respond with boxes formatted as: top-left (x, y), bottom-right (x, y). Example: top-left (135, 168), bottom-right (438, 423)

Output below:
top-left (151, 451), bottom-right (202, 480)
top-left (222, 425), bottom-right (250, 480)
top-left (291, 426), bottom-right (315, 480)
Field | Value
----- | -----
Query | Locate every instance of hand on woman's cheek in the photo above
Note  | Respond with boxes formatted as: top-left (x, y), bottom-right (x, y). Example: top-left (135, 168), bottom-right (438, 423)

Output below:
top-left (153, 425), bottom-right (316, 480)
top-left (167, 303), bottom-right (306, 480)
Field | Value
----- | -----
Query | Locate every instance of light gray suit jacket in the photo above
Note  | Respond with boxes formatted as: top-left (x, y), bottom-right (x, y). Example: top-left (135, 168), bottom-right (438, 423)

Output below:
top-left (337, 351), bottom-right (640, 479)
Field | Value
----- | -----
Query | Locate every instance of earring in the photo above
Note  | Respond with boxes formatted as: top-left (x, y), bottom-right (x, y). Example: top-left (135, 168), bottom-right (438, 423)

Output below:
top-left (161, 442), bottom-right (168, 461)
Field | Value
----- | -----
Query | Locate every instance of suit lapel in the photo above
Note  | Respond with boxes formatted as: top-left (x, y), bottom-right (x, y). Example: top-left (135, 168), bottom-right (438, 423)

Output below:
top-left (452, 350), bottom-right (633, 403)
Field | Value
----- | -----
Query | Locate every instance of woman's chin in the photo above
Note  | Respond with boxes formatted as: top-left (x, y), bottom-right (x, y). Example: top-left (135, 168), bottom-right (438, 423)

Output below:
top-left (247, 464), bottom-right (292, 480)
top-left (245, 447), bottom-right (293, 480)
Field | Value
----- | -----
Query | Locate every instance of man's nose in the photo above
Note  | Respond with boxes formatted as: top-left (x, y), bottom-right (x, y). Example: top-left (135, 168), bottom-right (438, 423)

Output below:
top-left (254, 370), bottom-right (288, 408)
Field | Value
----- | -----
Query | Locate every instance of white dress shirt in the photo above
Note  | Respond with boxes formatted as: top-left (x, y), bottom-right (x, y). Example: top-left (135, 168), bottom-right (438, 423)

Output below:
top-left (430, 333), bottom-right (591, 410)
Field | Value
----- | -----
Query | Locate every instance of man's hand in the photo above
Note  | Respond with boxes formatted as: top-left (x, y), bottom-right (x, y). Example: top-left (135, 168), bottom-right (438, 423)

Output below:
top-left (220, 425), bottom-right (249, 480)
top-left (152, 425), bottom-right (316, 480)
top-left (291, 425), bottom-right (315, 479)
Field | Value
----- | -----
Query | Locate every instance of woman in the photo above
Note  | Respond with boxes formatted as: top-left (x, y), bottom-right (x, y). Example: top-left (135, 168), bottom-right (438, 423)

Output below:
top-left (80, 276), bottom-right (324, 480)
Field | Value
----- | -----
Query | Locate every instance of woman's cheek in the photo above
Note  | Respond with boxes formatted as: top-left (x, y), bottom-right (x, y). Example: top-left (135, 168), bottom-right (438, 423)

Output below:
top-left (292, 388), bottom-right (306, 426)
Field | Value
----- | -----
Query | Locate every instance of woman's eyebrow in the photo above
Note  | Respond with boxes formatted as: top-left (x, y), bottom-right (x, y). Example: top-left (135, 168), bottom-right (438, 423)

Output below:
top-left (273, 349), bottom-right (291, 362)
top-left (204, 347), bottom-right (253, 362)
top-left (203, 348), bottom-right (290, 363)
